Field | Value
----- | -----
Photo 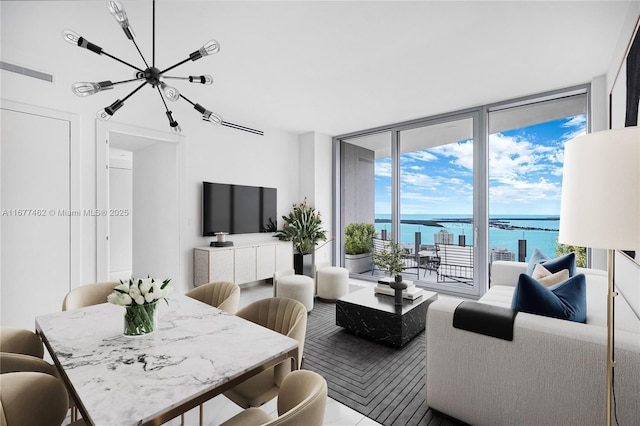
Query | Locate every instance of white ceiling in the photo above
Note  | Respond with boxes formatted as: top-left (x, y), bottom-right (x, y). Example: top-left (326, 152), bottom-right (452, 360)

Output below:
top-left (2, 1), bottom-right (636, 136)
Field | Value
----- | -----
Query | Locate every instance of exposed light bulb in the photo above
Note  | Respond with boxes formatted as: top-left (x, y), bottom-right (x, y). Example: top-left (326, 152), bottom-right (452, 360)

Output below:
top-left (62, 29), bottom-right (81, 46)
top-left (165, 111), bottom-right (181, 133)
top-left (106, 1), bottom-right (128, 23)
top-left (188, 75), bottom-right (214, 85)
top-left (61, 29), bottom-right (103, 54)
top-left (72, 81), bottom-right (113, 97)
top-left (200, 40), bottom-right (220, 56)
top-left (96, 99), bottom-right (123, 121)
top-left (96, 109), bottom-right (113, 121)
top-left (194, 103), bottom-right (222, 125)
top-left (160, 83), bottom-right (180, 102)
top-left (202, 111), bottom-right (222, 125)
top-left (107, 0), bottom-right (135, 39)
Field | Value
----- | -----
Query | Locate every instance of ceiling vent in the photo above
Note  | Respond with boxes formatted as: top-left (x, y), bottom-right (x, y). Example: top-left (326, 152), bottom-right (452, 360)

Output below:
top-left (0, 61), bottom-right (53, 83)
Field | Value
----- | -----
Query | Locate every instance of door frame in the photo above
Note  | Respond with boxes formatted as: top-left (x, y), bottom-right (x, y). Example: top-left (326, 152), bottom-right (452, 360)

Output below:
top-left (95, 120), bottom-right (186, 284)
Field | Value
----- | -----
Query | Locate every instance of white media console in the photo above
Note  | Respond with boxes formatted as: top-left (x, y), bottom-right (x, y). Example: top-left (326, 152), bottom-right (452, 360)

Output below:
top-left (193, 241), bottom-right (293, 286)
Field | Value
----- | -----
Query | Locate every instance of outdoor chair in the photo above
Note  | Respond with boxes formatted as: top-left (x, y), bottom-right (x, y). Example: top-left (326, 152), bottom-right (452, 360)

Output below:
top-left (435, 243), bottom-right (473, 284)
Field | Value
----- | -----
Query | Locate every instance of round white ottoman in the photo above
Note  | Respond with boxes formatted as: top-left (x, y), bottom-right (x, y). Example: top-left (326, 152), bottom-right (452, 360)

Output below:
top-left (277, 274), bottom-right (314, 312)
top-left (317, 266), bottom-right (349, 301)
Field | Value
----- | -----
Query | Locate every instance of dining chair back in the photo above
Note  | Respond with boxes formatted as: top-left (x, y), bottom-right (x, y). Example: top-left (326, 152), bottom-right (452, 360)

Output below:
top-left (223, 297), bottom-right (307, 408)
top-left (220, 370), bottom-right (328, 426)
top-left (0, 353), bottom-right (58, 376)
top-left (0, 371), bottom-right (69, 426)
top-left (0, 328), bottom-right (44, 359)
top-left (185, 281), bottom-right (240, 314)
top-left (62, 281), bottom-right (119, 311)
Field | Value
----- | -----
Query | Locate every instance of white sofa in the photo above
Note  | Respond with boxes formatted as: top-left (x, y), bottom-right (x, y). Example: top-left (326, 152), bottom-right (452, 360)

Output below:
top-left (425, 260), bottom-right (640, 426)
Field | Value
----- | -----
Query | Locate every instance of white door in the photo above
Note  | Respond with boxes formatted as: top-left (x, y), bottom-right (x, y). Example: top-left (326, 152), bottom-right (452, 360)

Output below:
top-left (1, 108), bottom-right (71, 329)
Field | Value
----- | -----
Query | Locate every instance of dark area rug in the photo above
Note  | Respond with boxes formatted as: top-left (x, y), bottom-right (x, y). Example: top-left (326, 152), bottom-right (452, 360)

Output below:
top-left (303, 292), bottom-right (463, 426)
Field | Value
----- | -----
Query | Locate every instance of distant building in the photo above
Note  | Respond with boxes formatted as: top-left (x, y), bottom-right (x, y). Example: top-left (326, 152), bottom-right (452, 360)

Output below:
top-left (434, 230), bottom-right (454, 245)
top-left (490, 247), bottom-right (515, 262)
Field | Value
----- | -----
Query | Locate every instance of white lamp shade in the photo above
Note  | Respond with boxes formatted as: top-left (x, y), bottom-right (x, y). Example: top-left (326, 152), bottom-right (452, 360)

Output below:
top-left (559, 127), bottom-right (640, 250)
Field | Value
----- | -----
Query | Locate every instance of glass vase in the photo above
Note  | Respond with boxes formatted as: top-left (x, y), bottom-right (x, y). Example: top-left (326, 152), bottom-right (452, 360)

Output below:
top-left (123, 301), bottom-right (158, 336)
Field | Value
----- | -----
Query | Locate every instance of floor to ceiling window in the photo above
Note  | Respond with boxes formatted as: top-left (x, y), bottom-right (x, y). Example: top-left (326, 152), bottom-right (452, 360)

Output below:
top-left (487, 91), bottom-right (588, 266)
top-left (336, 85), bottom-right (588, 298)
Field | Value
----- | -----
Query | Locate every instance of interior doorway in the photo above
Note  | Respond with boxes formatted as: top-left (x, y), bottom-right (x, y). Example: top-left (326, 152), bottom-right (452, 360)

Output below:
top-left (96, 121), bottom-right (184, 285)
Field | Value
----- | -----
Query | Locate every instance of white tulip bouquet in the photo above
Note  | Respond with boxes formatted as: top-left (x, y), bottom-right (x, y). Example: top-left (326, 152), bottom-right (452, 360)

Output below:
top-left (108, 277), bottom-right (171, 336)
top-left (107, 277), bottom-right (171, 306)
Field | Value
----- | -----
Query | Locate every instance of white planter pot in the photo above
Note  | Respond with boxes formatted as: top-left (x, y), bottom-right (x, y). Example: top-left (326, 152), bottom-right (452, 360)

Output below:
top-left (344, 253), bottom-right (373, 274)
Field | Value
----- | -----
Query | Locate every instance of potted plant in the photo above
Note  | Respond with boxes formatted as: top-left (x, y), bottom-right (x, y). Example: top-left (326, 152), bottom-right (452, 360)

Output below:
top-left (372, 241), bottom-right (408, 305)
top-left (344, 223), bottom-right (376, 273)
top-left (372, 240), bottom-right (407, 282)
top-left (274, 198), bottom-right (327, 275)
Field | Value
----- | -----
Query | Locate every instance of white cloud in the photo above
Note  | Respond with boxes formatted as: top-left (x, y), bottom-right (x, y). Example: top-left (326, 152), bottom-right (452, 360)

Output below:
top-left (489, 133), bottom-right (558, 183)
top-left (375, 159), bottom-right (392, 177)
top-left (430, 140), bottom-right (474, 170)
top-left (559, 114), bottom-right (587, 145)
top-left (562, 115), bottom-right (586, 129)
top-left (403, 150), bottom-right (438, 162)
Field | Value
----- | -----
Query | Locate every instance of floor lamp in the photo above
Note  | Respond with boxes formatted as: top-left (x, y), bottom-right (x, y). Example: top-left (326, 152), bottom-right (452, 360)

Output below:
top-left (558, 126), bottom-right (639, 426)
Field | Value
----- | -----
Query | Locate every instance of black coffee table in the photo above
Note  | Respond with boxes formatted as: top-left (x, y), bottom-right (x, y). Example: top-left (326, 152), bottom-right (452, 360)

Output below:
top-left (336, 286), bottom-right (438, 347)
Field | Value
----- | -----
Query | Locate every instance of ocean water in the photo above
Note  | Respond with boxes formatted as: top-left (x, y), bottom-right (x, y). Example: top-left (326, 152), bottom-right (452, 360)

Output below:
top-left (375, 214), bottom-right (559, 262)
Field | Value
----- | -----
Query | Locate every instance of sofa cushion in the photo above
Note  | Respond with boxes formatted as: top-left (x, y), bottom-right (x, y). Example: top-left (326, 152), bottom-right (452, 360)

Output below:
top-left (532, 263), bottom-right (569, 287)
top-left (511, 273), bottom-right (587, 323)
top-left (526, 249), bottom-right (576, 277)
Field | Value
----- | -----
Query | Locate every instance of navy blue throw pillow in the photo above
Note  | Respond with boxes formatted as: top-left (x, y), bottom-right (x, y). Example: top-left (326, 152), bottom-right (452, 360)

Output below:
top-left (526, 248), bottom-right (576, 277)
top-left (511, 273), bottom-right (587, 323)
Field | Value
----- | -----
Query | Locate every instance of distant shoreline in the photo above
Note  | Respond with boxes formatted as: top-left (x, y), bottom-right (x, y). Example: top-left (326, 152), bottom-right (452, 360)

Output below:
top-left (375, 217), bottom-right (559, 232)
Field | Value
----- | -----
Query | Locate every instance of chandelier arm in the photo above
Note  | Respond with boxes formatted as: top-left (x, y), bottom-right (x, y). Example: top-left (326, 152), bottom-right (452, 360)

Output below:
top-left (111, 77), bottom-right (145, 86)
top-left (101, 51), bottom-right (144, 73)
top-left (156, 86), bottom-right (181, 132)
top-left (155, 86), bottom-right (173, 113)
top-left (178, 93), bottom-right (196, 107)
top-left (164, 75), bottom-right (213, 85)
top-left (120, 81), bottom-right (149, 103)
top-left (159, 58), bottom-right (191, 76)
top-left (131, 39), bottom-right (151, 70)
top-left (221, 121), bottom-right (264, 136)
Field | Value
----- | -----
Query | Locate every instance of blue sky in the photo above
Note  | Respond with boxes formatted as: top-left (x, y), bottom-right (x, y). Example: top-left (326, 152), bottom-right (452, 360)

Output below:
top-left (375, 114), bottom-right (587, 216)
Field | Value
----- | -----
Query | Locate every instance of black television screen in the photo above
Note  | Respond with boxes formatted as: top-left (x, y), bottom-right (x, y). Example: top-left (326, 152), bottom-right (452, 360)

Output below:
top-left (202, 182), bottom-right (277, 236)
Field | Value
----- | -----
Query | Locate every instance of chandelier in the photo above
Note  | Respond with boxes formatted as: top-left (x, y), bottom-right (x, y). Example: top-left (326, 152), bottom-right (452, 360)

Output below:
top-left (63, 0), bottom-right (263, 135)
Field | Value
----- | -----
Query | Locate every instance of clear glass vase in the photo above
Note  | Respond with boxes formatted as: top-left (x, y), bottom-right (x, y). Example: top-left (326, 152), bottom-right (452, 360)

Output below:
top-left (123, 301), bottom-right (158, 336)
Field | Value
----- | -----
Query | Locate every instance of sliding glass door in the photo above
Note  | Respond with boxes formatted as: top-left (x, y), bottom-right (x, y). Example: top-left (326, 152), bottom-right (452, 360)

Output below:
top-left (339, 112), bottom-right (485, 297)
top-left (336, 86), bottom-right (588, 298)
top-left (397, 115), bottom-right (478, 293)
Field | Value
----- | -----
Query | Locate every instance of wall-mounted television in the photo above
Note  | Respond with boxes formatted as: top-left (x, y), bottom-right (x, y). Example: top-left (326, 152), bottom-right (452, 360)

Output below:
top-left (202, 182), bottom-right (277, 236)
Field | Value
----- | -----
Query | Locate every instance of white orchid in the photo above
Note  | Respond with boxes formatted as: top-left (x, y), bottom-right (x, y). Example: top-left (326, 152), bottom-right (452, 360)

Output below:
top-left (107, 276), bottom-right (172, 307)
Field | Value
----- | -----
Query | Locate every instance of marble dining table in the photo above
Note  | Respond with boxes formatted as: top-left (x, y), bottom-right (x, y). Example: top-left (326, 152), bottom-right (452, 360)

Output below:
top-left (35, 295), bottom-right (299, 426)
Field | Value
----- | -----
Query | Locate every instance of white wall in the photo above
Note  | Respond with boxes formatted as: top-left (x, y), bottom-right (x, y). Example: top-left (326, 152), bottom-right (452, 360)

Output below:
top-left (133, 142), bottom-right (180, 282)
top-left (298, 131), bottom-right (333, 264)
top-left (0, 1), bottom-right (302, 298)
top-left (606, 3), bottom-right (640, 114)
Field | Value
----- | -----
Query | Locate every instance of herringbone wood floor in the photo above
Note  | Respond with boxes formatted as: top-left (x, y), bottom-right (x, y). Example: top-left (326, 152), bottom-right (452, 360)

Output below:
top-left (303, 295), bottom-right (464, 426)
